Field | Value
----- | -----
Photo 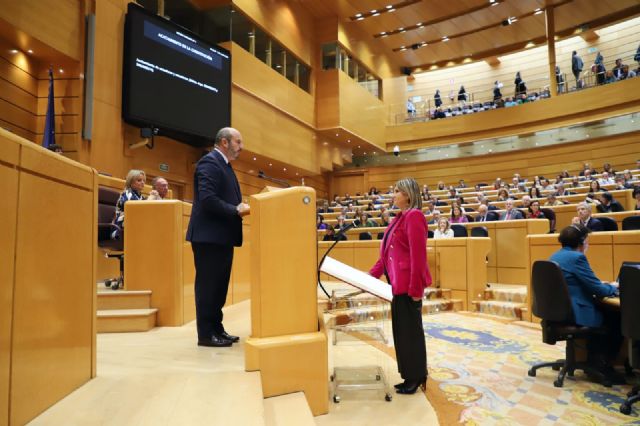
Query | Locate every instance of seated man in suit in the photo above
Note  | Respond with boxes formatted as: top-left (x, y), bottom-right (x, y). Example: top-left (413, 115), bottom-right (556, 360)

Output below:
top-left (477, 194), bottom-right (498, 211)
top-left (428, 210), bottom-right (441, 225)
top-left (595, 192), bottom-right (624, 213)
top-left (500, 198), bottom-right (524, 220)
top-left (475, 204), bottom-right (494, 222)
top-left (549, 224), bottom-right (624, 384)
top-left (555, 182), bottom-right (574, 197)
top-left (572, 202), bottom-right (603, 231)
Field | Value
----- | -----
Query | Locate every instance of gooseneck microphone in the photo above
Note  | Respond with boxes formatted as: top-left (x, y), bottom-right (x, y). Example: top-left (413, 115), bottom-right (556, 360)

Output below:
top-left (317, 222), bottom-right (355, 298)
top-left (257, 170), bottom-right (291, 188)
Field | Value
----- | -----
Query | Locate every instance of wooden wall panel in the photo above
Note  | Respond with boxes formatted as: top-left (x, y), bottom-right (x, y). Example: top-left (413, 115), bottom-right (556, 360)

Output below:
top-left (0, 136), bottom-right (19, 426)
top-left (233, 0), bottom-right (314, 65)
top-left (338, 72), bottom-right (386, 149)
top-left (229, 42), bottom-right (315, 127)
top-left (0, 0), bottom-right (83, 61)
top-left (401, 17), bottom-right (640, 114)
top-left (364, 132), bottom-right (640, 193)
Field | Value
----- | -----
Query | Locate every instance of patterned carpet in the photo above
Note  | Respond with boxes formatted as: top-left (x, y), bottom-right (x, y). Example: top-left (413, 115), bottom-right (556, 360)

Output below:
top-left (366, 312), bottom-right (640, 425)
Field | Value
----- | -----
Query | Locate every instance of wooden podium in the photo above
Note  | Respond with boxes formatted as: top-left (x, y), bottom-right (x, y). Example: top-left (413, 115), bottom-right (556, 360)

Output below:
top-left (244, 186), bottom-right (328, 416)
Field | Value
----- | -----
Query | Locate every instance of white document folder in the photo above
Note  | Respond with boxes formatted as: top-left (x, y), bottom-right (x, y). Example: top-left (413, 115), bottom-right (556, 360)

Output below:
top-left (320, 256), bottom-right (393, 302)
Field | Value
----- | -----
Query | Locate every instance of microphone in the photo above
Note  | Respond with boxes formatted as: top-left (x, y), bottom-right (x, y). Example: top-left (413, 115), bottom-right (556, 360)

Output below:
top-left (317, 221), bottom-right (355, 298)
top-left (337, 221), bottom-right (355, 236)
top-left (257, 170), bottom-right (291, 188)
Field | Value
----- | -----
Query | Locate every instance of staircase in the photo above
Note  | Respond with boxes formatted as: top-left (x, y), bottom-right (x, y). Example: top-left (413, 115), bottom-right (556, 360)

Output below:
top-left (325, 286), bottom-right (463, 328)
top-left (97, 288), bottom-right (158, 333)
top-left (471, 284), bottom-right (528, 320)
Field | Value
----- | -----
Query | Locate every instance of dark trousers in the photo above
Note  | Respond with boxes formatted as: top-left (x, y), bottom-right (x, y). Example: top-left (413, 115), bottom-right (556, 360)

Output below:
top-left (588, 308), bottom-right (623, 363)
top-left (191, 242), bottom-right (234, 339)
top-left (391, 294), bottom-right (427, 381)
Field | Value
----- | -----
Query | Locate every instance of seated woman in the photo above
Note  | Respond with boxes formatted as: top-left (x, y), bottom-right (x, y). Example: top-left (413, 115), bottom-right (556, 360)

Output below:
top-left (528, 186), bottom-right (542, 200)
top-left (380, 211), bottom-right (392, 227)
top-left (634, 187), bottom-right (640, 210)
top-left (354, 212), bottom-right (378, 228)
top-left (497, 188), bottom-right (510, 202)
top-left (113, 169), bottom-right (147, 239)
top-left (433, 217), bottom-right (454, 239)
top-left (450, 205), bottom-right (468, 223)
top-left (317, 214), bottom-right (327, 230)
top-left (526, 200), bottom-right (546, 219)
top-left (589, 180), bottom-right (602, 193)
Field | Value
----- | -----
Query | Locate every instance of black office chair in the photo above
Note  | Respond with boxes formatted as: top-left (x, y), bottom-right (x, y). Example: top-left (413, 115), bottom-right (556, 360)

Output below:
top-left (622, 216), bottom-right (640, 231)
top-left (427, 230), bottom-right (434, 239)
top-left (359, 232), bottom-right (372, 240)
top-left (451, 224), bottom-right (468, 237)
top-left (540, 208), bottom-right (556, 233)
top-left (619, 265), bottom-right (640, 415)
top-left (486, 211), bottom-right (499, 222)
top-left (527, 260), bottom-right (610, 387)
top-left (598, 216), bottom-right (618, 231)
top-left (377, 232), bottom-right (384, 240)
top-left (98, 187), bottom-right (124, 290)
top-left (470, 226), bottom-right (488, 237)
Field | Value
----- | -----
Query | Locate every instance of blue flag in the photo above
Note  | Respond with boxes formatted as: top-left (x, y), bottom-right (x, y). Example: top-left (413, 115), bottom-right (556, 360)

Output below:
top-left (42, 68), bottom-right (55, 148)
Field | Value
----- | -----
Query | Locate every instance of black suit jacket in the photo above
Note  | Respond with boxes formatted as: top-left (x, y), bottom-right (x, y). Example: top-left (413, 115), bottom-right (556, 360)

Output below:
top-left (186, 150), bottom-right (243, 246)
top-left (584, 217), bottom-right (603, 232)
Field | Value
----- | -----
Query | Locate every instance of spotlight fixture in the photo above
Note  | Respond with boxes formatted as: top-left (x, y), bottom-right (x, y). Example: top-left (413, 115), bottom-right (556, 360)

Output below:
top-left (349, 0), bottom-right (420, 21)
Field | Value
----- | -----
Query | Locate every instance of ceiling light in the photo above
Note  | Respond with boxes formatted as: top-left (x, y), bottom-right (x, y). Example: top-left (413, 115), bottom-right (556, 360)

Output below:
top-left (370, 10), bottom-right (377, 13)
top-left (335, 133), bottom-right (339, 136)
top-left (323, 142), bottom-right (328, 146)
top-left (372, 13), bottom-right (380, 16)
top-left (283, 168), bottom-right (287, 171)
top-left (442, 36), bottom-right (449, 42)
top-left (357, 17), bottom-right (364, 21)
top-left (388, 8), bottom-right (395, 12)
top-left (357, 145), bottom-right (361, 148)
top-left (380, 32), bottom-right (386, 35)
top-left (59, 69), bottom-right (64, 73)
top-left (355, 13), bottom-right (362, 17)
top-left (398, 27), bottom-right (404, 31)
top-left (253, 157), bottom-right (257, 160)
top-left (489, 0), bottom-right (496, 3)
top-left (269, 163), bottom-right (272, 166)
top-left (9, 49), bottom-right (17, 54)
top-left (27, 49), bottom-right (33, 54)
top-left (347, 139), bottom-right (351, 143)
top-left (491, 1), bottom-right (498, 5)
top-left (386, 5), bottom-right (393, 8)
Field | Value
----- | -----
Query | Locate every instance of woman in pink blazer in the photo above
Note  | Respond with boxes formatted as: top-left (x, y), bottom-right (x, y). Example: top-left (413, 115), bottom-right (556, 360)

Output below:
top-left (370, 178), bottom-right (432, 395)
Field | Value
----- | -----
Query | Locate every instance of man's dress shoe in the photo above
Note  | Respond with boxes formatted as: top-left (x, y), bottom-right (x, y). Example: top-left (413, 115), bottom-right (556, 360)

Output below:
top-left (219, 331), bottom-right (240, 343)
top-left (198, 334), bottom-right (232, 347)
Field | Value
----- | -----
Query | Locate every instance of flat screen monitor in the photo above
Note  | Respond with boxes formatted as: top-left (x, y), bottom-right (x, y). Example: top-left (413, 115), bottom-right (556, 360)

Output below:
top-left (122, 3), bottom-right (230, 147)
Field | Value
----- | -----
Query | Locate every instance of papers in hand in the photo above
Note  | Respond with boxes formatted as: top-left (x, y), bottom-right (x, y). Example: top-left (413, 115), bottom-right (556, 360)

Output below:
top-left (320, 256), bottom-right (392, 302)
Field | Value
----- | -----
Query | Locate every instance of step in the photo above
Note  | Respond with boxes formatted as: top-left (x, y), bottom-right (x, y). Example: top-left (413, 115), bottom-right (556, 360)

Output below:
top-left (330, 298), bottom-right (463, 327)
top-left (97, 308), bottom-right (158, 333)
top-left (471, 300), bottom-right (525, 320)
top-left (263, 392), bottom-right (314, 426)
top-left (484, 284), bottom-right (527, 303)
top-left (97, 289), bottom-right (152, 310)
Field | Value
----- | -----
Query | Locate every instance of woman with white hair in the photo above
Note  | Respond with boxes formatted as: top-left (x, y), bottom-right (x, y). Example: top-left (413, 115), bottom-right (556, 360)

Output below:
top-left (113, 169), bottom-right (147, 236)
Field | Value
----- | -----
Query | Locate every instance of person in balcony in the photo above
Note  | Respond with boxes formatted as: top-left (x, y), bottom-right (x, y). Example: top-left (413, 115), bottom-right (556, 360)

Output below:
top-left (555, 66), bottom-right (565, 93)
top-left (457, 85), bottom-right (467, 106)
top-left (434, 89), bottom-right (442, 108)
top-left (594, 52), bottom-right (606, 85)
top-left (572, 50), bottom-right (584, 88)
top-left (514, 71), bottom-right (527, 96)
top-left (493, 81), bottom-right (503, 101)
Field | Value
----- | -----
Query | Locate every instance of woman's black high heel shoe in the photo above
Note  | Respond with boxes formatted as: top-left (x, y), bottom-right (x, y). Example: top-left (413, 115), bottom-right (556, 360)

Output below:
top-left (396, 377), bottom-right (427, 394)
top-left (394, 381), bottom-right (407, 390)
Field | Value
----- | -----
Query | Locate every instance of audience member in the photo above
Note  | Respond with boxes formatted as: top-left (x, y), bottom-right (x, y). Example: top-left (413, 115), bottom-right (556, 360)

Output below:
top-left (493, 81), bottom-right (503, 100)
top-left (354, 212), bottom-right (377, 228)
top-left (589, 180), bottom-right (601, 193)
top-left (633, 187), bottom-right (640, 210)
top-left (434, 89), bottom-right (442, 108)
top-left (555, 182), bottom-right (574, 196)
top-left (572, 202), bottom-right (603, 231)
top-left (549, 224), bottom-right (623, 384)
top-left (457, 85), bottom-right (467, 106)
top-left (475, 204), bottom-right (494, 222)
top-left (571, 50), bottom-right (584, 88)
top-left (528, 186), bottom-right (542, 200)
top-left (496, 188), bottom-right (510, 201)
top-left (450, 205), bottom-right (468, 223)
top-left (598, 172), bottom-right (615, 185)
top-left (594, 192), bottom-right (624, 213)
top-left (544, 193), bottom-right (566, 206)
top-left (555, 65), bottom-right (565, 93)
top-left (113, 169), bottom-right (147, 238)
top-left (148, 176), bottom-right (169, 200)
top-left (521, 195), bottom-right (532, 209)
top-left (527, 200), bottom-right (545, 219)
top-left (594, 51), bottom-right (606, 85)
top-left (428, 210), bottom-right (441, 225)
top-left (317, 214), bottom-right (327, 230)
top-left (433, 217), bottom-right (454, 239)
top-left (612, 58), bottom-right (625, 80)
top-left (500, 198), bottom-right (523, 220)
top-left (380, 210), bottom-right (393, 226)
top-left (514, 71), bottom-right (527, 96)
top-left (407, 98), bottom-right (416, 117)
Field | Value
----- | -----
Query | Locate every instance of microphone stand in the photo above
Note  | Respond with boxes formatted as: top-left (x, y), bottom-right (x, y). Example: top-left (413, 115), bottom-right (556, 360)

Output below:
top-left (317, 223), bottom-right (354, 299)
top-left (258, 171), bottom-right (291, 188)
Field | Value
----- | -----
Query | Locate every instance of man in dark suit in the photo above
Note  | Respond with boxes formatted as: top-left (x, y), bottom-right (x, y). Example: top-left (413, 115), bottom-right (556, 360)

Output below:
top-left (187, 128), bottom-right (250, 348)
top-left (500, 198), bottom-right (524, 220)
top-left (549, 224), bottom-right (623, 383)
top-left (571, 51), bottom-right (583, 88)
top-left (595, 192), bottom-right (624, 213)
top-left (475, 205), bottom-right (495, 222)
top-left (573, 202), bottom-right (603, 231)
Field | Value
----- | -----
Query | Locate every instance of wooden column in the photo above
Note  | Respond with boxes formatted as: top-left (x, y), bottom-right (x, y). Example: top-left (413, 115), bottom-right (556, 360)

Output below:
top-left (545, 2), bottom-right (558, 96)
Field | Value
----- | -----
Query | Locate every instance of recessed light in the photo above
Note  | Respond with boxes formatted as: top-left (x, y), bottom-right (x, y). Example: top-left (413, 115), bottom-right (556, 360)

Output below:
top-left (323, 142), bottom-right (328, 146)
top-left (283, 168), bottom-right (287, 171)
top-left (357, 17), bottom-right (364, 21)
top-left (269, 163), bottom-right (272, 166)
top-left (27, 49), bottom-right (33, 54)
top-left (335, 133), bottom-right (339, 137)
top-left (386, 5), bottom-right (392, 8)
top-left (398, 27), bottom-right (404, 31)
top-left (357, 145), bottom-right (361, 148)
top-left (59, 69), bottom-right (64, 73)
top-left (9, 49), bottom-right (17, 54)
top-left (372, 12), bottom-right (380, 16)
top-left (347, 140), bottom-right (351, 143)
top-left (355, 13), bottom-right (362, 17)
top-left (388, 8), bottom-right (395, 12)
top-left (370, 9), bottom-right (377, 13)
top-left (253, 157), bottom-right (257, 161)
top-left (295, 172), bottom-right (299, 176)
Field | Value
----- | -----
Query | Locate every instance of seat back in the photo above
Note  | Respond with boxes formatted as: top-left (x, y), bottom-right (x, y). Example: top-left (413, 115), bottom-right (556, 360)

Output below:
top-left (486, 211), bottom-right (499, 222)
top-left (531, 260), bottom-right (574, 323)
top-left (98, 186), bottom-right (123, 250)
top-left (598, 216), bottom-right (618, 231)
top-left (359, 232), bottom-right (372, 240)
top-left (622, 216), bottom-right (640, 231)
top-left (470, 226), bottom-right (488, 237)
top-left (451, 224), bottom-right (468, 237)
top-left (620, 266), bottom-right (640, 340)
top-left (427, 230), bottom-right (434, 239)
top-left (377, 232), bottom-right (384, 240)
top-left (540, 208), bottom-right (556, 233)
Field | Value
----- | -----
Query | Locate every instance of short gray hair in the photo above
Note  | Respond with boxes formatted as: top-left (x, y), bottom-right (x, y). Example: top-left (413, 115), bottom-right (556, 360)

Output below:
top-left (215, 127), bottom-right (236, 146)
top-left (125, 169), bottom-right (145, 189)
top-left (577, 202), bottom-right (592, 212)
top-left (395, 178), bottom-right (422, 210)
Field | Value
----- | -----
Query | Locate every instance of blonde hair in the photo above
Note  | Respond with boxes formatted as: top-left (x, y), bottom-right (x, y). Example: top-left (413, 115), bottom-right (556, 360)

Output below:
top-left (395, 178), bottom-right (422, 210)
top-left (125, 169), bottom-right (146, 189)
top-left (438, 217), bottom-right (450, 231)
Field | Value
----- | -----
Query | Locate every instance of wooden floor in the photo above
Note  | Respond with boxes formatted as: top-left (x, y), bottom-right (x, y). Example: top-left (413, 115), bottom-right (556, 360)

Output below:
top-left (30, 300), bottom-right (438, 425)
